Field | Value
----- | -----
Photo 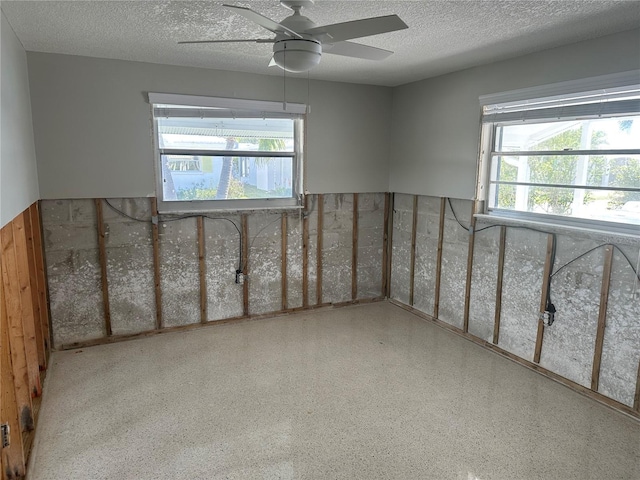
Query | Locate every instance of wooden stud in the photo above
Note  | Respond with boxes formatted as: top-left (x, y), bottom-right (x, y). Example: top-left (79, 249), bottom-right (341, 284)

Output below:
top-left (242, 214), bottom-right (249, 317)
top-left (316, 194), bottom-right (324, 305)
top-left (352, 193), bottom-right (359, 301)
top-left (591, 245), bottom-right (614, 391)
top-left (534, 234), bottom-right (555, 364)
top-left (29, 204), bottom-right (50, 358)
top-left (32, 202), bottom-right (51, 353)
top-left (281, 213), bottom-right (288, 311)
top-left (94, 199), bottom-right (112, 336)
top-left (381, 192), bottom-right (390, 297)
top-left (302, 195), bottom-right (309, 308)
top-left (493, 226), bottom-right (507, 345)
top-left (462, 202), bottom-right (477, 333)
top-left (150, 198), bottom-right (162, 330)
top-left (1, 280), bottom-right (26, 479)
top-left (197, 216), bottom-right (207, 324)
top-left (1, 225), bottom-right (34, 432)
top-left (634, 361), bottom-right (640, 412)
top-left (408, 195), bottom-right (418, 306)
top-left (22, 210), bottom-right (46, 370)
top-left (385, 193), bottom-right (395, 298)
top-left (10, 216), bottom-right (42, 398)
top-left (434, 197), bottom-right (446, 318)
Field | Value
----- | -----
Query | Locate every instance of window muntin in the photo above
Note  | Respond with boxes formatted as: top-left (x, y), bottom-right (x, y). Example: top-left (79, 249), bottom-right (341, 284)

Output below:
top-left (152, 98), bottom-right (303, 211)
top-left (482, 88), bottom-right (640, 229)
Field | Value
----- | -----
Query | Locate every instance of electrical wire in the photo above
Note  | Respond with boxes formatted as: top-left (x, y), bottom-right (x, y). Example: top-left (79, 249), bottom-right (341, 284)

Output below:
top-left (102, 198), bottom-right (243, 275)
top-left (445, 197), bottom-right (640, 324)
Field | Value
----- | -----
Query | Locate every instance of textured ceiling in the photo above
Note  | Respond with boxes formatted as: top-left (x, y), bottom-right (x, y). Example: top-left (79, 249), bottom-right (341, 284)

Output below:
top-left (2, 1), bottom-right (639, 86)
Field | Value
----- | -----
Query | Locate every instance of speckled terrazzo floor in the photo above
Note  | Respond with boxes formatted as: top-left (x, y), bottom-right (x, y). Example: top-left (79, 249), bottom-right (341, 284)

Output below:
top-left (29, 302), bottom-right (640, 480)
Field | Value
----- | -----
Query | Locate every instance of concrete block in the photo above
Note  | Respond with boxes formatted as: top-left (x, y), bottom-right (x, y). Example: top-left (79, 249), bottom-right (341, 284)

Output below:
top-left (104, 221), bottom-right (152, 249)
top-left (205, 215), bottom-right (243, 321)
top-left (159, 218), bottom-right (199, 327)
top-left (41, 199), bottom-right (72, 225)
top-left (102, 198), bottom-right (152, 223)
top-left (390, 222), bottom-right (411, 305)
top-left (498, 229), bottom-right (546, 361)
top-left (468, 228), bottom-right (500, 342)
top-left (43, 224), bottom-right (98, 252)
top-left (413, 196), bottom-right (440, 316)
top-left (70, 199), bottom-right (98, 224)
top-left (539, 235), bottom-right (601, 388)
top-left (286, 215), bottom-right (304, 310)
top-left (598, 246), bottom-right (640, 407)
top-left (106, 245), bottom-right (156, 335)
top-left (248, 213), bottom-right (282, 315)
top-left (324, 193), bottom-right (354, 213)
top-left (47, 250), bottom-right (105, 347)
top-left (322, 194), bottom-right (353, 304)
top-left (438, 241), bottom-right (467, 329)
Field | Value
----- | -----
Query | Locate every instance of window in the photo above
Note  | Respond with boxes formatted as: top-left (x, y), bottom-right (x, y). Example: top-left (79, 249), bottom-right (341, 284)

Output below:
top-left (478, 73), bottom-right (640, 230)
top-left (149, 93), bottom-right (305, 212)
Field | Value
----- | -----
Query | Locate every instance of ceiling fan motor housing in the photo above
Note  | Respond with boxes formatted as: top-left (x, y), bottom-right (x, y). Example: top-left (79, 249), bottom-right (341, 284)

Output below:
top-left (273, 38), bottom-right (322, 72)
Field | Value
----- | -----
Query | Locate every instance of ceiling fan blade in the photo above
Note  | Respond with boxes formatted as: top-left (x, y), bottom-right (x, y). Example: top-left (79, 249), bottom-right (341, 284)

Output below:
top-left (305, 15), bottom-right (407, 43)
top-left (323, 41), bottom-right (393, 60)
top-left (178, 39), bottom-right (275, 44)
top-left (223, 4), bottom-right (302, 38)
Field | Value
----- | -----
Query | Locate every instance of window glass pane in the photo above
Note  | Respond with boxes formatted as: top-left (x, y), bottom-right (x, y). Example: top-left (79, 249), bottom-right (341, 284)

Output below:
top-left (491, 184), bottom-right (640, 225)
top-left (491, 155), bottom-right (640, 188)
top-left (495, 115), bottom-right (640, 152)
top-left (161, 155), bottom-right (293, 201)
top-left (157, 116), bottom-right (294, 152)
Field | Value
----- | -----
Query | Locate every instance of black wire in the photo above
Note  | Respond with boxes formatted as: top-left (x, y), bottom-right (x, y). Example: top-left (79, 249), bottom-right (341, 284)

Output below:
top-left (102, 199), bottom-right (244, 273)
top-left (445, 197), bottom-right (640, 312)
top-left (551, 244), bottom-right (607, 278)
top-left (103, 198), bottom-right (148, 223)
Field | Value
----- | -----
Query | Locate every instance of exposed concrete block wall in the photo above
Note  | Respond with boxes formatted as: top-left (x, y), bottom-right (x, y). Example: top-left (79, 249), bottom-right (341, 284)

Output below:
top-left (498, 228), bottom-right (546, 361)
top-left (467, 226), bottom-right (499, 341)
top-left (390, 193), bottom-right (412, 305)
top-left (102, 198), bottom-right (156, 334)
top-left (42, 199), bottom-right (105, 345)
top-left (357, 193), bottom-right (385, 299)
top-left (248, 212), bottom-right (283, 315)
top-left (205, 215), bottom-right (243, 321)
top-left (42, 194), bottom-right (385, 348)
top-left (599, 245), bottom-right (640, 407)
top-left (413, 196), bottom-right (440, 315)
top-left (390, 193), bottom-right (640, 413)
top-left (322, 194), bottom-right (354, 304)
top-left (438, 198), bottom-right (472, 329)
top-left (159, 217), bottom-right (200, 328)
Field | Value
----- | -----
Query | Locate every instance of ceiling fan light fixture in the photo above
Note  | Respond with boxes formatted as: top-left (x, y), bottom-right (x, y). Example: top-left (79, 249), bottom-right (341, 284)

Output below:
top-left (273, 38), bottom-right (322, 73)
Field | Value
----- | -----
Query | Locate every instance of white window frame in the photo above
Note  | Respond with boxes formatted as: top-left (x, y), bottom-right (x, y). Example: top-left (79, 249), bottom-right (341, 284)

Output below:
top-left (476, 71), bottom-right (640, 234)
top-left (149, 93), bottom-right (306, 213)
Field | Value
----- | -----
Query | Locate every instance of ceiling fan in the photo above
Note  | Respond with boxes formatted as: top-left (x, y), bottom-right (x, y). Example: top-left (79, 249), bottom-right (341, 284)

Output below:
top-left (179, 0), bottom-right (408, 73)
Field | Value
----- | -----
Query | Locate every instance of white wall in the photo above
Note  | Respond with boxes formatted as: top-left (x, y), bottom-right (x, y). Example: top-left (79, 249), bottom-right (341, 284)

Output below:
top-left (390, 28), bottom-right (640, 199)
top-left (1, 10), bottom-right (39, 227)
top-left (27, 53), bottom-right (392, 199)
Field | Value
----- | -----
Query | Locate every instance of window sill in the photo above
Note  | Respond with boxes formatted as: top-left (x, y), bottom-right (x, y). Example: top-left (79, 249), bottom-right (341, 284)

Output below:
top-left (474, 213), bottom-right (640, 246)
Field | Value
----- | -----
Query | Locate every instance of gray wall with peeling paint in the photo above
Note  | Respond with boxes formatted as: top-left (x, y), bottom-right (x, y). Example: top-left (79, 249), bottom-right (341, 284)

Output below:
top-left (390, 193), bottom-right (640, 409)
